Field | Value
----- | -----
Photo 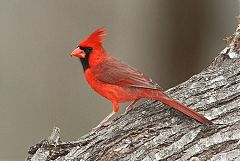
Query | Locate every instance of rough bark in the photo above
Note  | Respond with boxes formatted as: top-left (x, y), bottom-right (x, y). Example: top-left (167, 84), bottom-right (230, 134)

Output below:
top-left (26, 23), bottom-right (240, 161)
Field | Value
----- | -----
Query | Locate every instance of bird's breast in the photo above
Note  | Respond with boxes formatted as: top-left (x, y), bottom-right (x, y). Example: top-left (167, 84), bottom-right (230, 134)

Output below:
top-left (84, 69), bottom-right (140, 102)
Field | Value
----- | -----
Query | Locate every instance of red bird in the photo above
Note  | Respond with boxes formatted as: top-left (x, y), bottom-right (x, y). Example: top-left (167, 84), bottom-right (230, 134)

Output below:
top-left (71, 28), bottom-right (212, 130)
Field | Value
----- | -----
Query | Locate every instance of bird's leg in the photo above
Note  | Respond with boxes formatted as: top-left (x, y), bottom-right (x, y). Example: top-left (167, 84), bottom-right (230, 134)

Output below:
top-left (91, 102), bottom-right (119, 132)
top-left (91, 111), bottom-right (116, 132)
top-left (125, 99), bottom-right (140, 113)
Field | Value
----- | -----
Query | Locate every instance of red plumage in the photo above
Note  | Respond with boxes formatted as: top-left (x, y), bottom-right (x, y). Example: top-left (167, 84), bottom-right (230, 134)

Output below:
top-left (71, 28), bottom-right (212, 131)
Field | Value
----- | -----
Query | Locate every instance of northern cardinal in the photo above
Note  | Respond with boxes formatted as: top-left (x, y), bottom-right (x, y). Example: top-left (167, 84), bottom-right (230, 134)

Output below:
top-left (71, 28), bottom-right (212, 130)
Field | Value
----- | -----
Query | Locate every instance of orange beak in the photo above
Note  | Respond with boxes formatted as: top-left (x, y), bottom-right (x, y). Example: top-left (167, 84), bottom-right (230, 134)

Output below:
top-left (71, 48), bottom-right (85, 58)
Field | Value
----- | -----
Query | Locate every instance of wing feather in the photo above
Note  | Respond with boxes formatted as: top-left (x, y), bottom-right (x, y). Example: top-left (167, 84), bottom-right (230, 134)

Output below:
top-left (93, 57), bottom-right (160, 89)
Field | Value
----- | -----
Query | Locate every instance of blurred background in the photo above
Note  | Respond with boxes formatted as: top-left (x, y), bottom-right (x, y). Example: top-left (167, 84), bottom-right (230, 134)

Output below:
top-left (0, 0), bottom-right (239, 160)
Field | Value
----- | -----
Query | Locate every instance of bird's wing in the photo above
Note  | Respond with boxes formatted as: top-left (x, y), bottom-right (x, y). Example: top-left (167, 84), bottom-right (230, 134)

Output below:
top-left (93, 57), bottom-right (160, 89)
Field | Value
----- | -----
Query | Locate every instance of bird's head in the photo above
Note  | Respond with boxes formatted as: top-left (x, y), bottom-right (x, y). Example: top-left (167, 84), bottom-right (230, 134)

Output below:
top-left (71, 28), bottom-right (106, 59)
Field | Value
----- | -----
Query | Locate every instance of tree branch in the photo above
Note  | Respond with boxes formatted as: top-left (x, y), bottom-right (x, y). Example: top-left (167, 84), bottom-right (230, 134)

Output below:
top-left (26, 20), bottom-right (240, 161)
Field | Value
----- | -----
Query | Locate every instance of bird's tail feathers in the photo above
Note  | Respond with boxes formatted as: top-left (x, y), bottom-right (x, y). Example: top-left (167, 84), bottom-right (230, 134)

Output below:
top-left (143, 90), bottom-right (212, 125)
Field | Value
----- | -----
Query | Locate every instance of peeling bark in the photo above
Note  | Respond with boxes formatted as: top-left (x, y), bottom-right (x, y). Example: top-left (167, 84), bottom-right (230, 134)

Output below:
top-left (26, 23), bottom-right (240, 161)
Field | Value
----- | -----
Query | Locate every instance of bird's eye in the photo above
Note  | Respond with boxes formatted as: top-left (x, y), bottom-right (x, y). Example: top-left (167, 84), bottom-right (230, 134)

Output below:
top-left (79, 46), bottom-right (93, 55)
top-left (85, 47), bottom-right (93, 54)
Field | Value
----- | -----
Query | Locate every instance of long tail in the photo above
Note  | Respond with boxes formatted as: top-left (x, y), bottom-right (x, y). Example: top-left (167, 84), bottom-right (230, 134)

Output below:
top-left (143, 90), bottom-right (212, 125)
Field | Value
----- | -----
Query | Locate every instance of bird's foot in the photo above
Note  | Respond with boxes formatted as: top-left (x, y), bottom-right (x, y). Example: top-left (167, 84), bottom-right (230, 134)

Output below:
top-left (91, 124), bottom-right (102, 133)
top-left (90, 111), bottom-right (116, 133)
top-left (124, 99), bottom-right (140, 114)
top-left (91, 121), bottom-right (111, 133)
top-left (125, 105), bottom-right (135, 113)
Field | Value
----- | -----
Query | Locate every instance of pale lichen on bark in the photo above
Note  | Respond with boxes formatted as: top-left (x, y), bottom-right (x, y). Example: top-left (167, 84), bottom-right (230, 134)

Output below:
top-left (26, 20), bottom-right (240, 161)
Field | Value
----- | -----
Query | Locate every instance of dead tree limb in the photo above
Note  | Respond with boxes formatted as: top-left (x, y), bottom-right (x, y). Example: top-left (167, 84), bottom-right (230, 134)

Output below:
top-left (26, 21), bottom-right (240, 161)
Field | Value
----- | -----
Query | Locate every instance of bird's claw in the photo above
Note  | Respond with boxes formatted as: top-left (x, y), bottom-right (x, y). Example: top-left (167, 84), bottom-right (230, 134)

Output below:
top-left (90, 121), bottom-right (112, 133)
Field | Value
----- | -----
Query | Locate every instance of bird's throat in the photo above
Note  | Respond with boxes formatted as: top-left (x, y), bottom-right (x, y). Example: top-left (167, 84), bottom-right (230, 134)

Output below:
top-left (79, 55), bottom-right (89, 71)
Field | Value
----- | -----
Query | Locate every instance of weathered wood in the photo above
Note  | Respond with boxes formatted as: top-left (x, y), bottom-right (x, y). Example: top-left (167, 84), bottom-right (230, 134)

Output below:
top-left (26, 23), bottom-right (240, 161)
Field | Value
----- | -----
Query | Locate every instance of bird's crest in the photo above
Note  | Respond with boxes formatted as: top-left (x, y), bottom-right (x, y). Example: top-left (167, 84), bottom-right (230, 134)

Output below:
top-left (79, 28), bottom-right (107, 47)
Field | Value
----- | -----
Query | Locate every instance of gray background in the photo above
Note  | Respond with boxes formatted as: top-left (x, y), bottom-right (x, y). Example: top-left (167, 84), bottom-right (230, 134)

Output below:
top-left (0, 0), bottom-right (238, 160)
